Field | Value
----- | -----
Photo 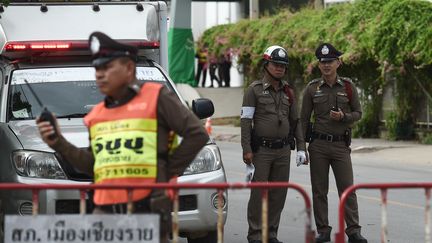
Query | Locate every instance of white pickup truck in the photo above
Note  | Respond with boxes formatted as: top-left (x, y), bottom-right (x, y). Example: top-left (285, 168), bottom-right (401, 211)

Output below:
top-left (0, 2), bottom-right (227, 243)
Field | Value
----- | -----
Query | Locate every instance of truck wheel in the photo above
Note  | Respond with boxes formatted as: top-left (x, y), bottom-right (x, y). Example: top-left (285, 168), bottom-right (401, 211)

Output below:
top-left (187, 230), bottom-right (217, 243)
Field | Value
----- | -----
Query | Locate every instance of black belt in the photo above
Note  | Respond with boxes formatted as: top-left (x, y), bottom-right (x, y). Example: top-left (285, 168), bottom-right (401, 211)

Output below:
top-left (97, 197), bottom-right (151, 213)
top-left (313, 132), bottom-right (345, 142)
top-left (259, 137), bottom-right (289, 149)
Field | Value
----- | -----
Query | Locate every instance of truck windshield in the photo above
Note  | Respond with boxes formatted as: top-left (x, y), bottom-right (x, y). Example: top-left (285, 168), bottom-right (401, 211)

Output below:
top-left (8, 66), bottom-right (169, 121)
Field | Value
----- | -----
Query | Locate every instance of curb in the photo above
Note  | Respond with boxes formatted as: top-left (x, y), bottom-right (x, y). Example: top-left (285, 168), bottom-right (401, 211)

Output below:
top-left (213, 134), bottom-right (241, 143)
top-left (211, 126), bottom-right (413, 153)
top-left (351, 145), bottom-right (409, 153)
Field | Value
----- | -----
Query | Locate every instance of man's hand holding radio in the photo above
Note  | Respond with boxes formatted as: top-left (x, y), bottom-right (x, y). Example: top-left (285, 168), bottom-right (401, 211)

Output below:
top-left (36, 113), bottom-right (60, 147)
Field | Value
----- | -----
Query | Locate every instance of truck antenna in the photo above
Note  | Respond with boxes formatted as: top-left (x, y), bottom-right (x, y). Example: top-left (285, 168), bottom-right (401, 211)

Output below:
top-left (23, 79), bottom-right (44, 108)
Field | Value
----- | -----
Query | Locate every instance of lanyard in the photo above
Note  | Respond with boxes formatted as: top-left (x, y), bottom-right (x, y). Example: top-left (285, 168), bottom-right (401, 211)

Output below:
top-left (269, 87), bottom-right (283, 125)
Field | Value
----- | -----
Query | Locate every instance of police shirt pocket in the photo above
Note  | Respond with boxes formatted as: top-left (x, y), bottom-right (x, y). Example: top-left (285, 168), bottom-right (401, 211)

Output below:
top-left (336, 93), bottom-right (350, 111)
top-left (312, 94), bottom-right (328, 114)
top-left (336, 93), bottom-right (349, 103)
top-left (258, 96), bottom-right (275, 114)
top-left (280, 97), bottom-right (290, 116)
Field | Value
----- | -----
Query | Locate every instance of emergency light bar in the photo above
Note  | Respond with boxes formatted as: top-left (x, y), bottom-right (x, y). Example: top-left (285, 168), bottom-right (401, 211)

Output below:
top-left (4, 41), bottom-right (85, 52)
top-left (132, 41), bottom-right (160, 48)
top-left (6, 43), bottom-right (71, 50)
top-left (3, 40), bottom-right (160, 52)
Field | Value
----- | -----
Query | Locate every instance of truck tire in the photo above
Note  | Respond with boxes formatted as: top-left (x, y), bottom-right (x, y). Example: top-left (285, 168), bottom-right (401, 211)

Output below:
top-left (187, 230), bottom-right (217, 243)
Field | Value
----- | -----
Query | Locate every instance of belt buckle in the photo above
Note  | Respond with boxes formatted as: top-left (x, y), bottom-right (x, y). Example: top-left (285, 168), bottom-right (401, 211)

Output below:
top-left (326, 134), bottom-right (333, 142)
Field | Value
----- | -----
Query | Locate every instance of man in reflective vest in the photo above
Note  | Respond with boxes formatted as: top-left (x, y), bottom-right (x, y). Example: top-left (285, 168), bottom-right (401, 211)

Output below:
top-left (36, 31), bottom-right (209, 243)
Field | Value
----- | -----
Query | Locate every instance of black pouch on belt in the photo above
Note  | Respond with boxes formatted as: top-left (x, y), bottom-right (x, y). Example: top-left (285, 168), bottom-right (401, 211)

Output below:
top-left (305, 122), bottom-right (314, 143)
top-left (344, 128), bottom-right (352, 147)
top-left (287, 134), bottom-right (296, 150)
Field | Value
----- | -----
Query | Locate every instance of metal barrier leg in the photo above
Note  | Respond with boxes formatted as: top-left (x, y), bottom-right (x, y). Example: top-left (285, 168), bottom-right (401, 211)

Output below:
top-left (79, 190), bottom-right (86, 215)
top-left (305, 206), bottom-right (315, 243)
top-left (380, 189), bottom-right (388, 243)
top-left (426, 188), bottom-right (431, 243)
top-left (172, 190), bottom-right (179, 243)
top-left (31, 189), bottom-right (39, 216)
top-left (261, 189), bottom-right (268, 243)
top-left (217, 189), bottom-right (224, 243)
top-left (127, 189), bottom-right (133, 214)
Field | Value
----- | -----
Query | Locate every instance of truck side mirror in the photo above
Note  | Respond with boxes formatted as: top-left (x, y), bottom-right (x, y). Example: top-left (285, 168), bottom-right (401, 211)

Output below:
top-left (192, 98), bottom-right (214, 119)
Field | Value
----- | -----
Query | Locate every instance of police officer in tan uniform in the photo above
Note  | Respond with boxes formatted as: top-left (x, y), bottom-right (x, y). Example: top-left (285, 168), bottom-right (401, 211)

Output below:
top-left (300, 43), bottom-right (367, 243)
top-left (241, 45), bottom-right (307, 243)
top-left (36, 32), bottom-right (209, 243)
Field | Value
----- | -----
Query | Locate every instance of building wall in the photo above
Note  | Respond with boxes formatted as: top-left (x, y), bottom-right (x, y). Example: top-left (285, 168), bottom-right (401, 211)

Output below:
top-left (191, 2), bottom-right (243, 40)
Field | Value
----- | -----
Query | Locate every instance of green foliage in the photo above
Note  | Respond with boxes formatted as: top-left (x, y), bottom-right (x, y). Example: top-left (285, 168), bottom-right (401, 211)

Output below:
top-left (1, 0), bottom-right (9, 6)
top-left (353, 101), bottom-right (380, 138)
top-left (200, 0), bottom-right (432, 79)
top-left (420, 132), bottom-right (432, 144)
top-left (199, 0), bottom-right (432, 140)
top-left (385, 111), bottom-right (398, 140)
top-left (374, 0), bottom-right (432, 66)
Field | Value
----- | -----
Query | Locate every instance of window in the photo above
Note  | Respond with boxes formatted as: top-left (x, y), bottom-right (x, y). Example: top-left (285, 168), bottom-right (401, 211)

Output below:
top-left (8, 66), bottom-right (170, 121)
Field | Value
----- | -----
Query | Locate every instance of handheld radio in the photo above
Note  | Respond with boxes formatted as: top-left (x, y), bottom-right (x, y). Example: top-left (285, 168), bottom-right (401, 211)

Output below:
top-left (23, 79), bottom-right (58, 139)
top-left (331, 96), bottom-right (339, 112)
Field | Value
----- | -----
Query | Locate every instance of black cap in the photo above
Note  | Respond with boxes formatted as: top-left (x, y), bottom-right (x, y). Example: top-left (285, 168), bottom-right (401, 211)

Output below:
top-left (315, 43), bottom-right (343, 62)
top-left (89, 31), bottom-right (138, 67)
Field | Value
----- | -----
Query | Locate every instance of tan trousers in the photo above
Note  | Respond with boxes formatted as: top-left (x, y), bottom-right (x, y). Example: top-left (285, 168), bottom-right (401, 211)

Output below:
top-left (308, 139), bottom-right (361, 235)
top-left (247, 146), bottom-right (291, 241)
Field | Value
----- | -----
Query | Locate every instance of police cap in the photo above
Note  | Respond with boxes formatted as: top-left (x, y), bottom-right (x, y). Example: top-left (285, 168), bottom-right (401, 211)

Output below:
top-left (89, 31), bottom-right (138, 67)
top-left (315, 43), bottom-right (343, 62)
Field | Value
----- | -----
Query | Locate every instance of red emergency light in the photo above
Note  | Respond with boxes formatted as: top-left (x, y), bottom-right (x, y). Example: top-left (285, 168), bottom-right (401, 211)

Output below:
top-left (2, 40), bottom-right (160, 61)
top-left (4, 40), bottom-right (160, 52)
top-left (4, 41), bottom-right (82, 52)
top-left (4, 44), bottom-right (26, 50)
top-left (134, 41), bottom-right (160, 48)
top-left (30, 43), bottom-right (71, 49)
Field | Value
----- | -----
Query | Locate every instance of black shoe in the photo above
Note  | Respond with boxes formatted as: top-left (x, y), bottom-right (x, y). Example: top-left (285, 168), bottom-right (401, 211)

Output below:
top-left (348, 232), bottom-right (368, 243)
top-left (248, 240), bottom-right (262, 243)
top-left (315, 231), bottom-right (331, 243)
top-left (268, 238), bottom-right (283, 243)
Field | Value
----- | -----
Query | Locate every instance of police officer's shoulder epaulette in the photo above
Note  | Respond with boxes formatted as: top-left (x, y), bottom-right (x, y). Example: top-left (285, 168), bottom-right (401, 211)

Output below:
top-left (339, 77), bottom-right (353, 102)
top-left (340, 77), bottom-right (353, 84)
top-left (307, 78), bottom-right (321, 87)
top-left (283, 83), bottom-right (295, 105)
top-left (250, 80), bottom-right (262, 87)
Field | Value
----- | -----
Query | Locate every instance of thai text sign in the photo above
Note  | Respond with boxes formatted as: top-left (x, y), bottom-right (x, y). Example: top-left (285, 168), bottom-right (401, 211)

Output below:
top-left (4, 214), bottom-right (159, 243)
